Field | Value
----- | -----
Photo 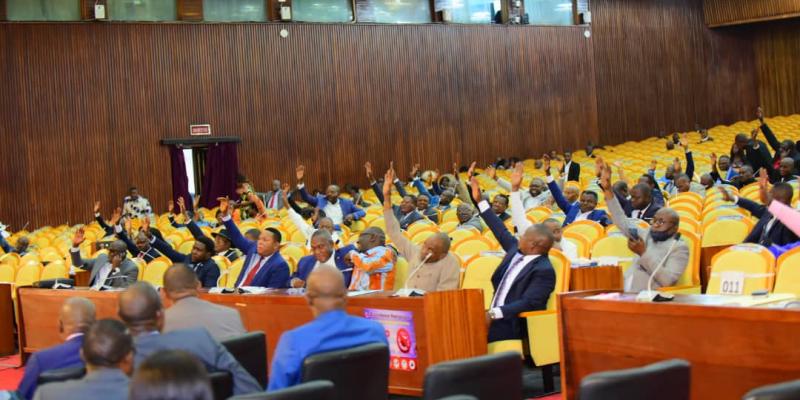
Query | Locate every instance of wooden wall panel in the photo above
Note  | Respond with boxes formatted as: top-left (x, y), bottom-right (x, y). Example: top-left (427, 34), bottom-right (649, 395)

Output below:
top-left (704, 0), bottom-right (800, 27)
top-left (0, 23), bottom-right (598, 228)
top-left (590, 0), bottom-right (759, 144)
top-left (754, 19), bottom-right (800, 118)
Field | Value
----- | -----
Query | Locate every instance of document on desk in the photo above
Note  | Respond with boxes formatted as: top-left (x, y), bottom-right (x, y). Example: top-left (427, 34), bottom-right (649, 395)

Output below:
top-left (348, 290), bottom-right (381, 297)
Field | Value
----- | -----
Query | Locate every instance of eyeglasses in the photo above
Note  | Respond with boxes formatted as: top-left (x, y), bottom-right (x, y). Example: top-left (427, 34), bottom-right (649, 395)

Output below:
top-left (651, 218), bottom-right (675, 227)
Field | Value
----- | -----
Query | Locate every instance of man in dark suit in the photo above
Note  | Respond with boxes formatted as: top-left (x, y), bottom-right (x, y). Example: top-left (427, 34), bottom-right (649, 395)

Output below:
top-left (370, 181), bottom-right (424, 230)
top-left (289, 230), bottom-right (355, 288)
top-left (615, 183), bottom-right (661, 224)
top-left (560, 151), bottom-right (581, 182)
top-left (18, 297), bottom-right (95, 400)
top-left (119, 282), bottom-right (262, 395)
top-left (544, 157), bottom-right (611, 227)
top-left (69, 230), bottom-right (138, 289)
top-left (219, 198), bottom-right (290, 288)
top-left (34, 319), bottom-right (133, 400)
top-left (169, 197), bottom-right (240, 262)
top-left (470, 177), bottom-right (556, 342)
top-left (732, 130), bottom-right (774, 177)
top-left (296, 165), bottom-right (366, 228)
top-left (758, 107), bottom-right (800, 178)
top-left (719, 181), bottom-right (799, 247)
top-left (491, 194), bottom-right (511, 222)
top-left (147, 225), bottom-right (220, 288)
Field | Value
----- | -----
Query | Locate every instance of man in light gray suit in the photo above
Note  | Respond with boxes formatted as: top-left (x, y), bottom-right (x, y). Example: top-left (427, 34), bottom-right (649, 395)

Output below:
top-left (34, 319), bottom-right (133, 400)
top-left (69, 227), bottom-right (138, 289)
top-left (599, 161), bottom-right (689, 292)
top-left (118, 282), bottom-right (261, 395)
top-left (163, 264), bottom-right (246, 340)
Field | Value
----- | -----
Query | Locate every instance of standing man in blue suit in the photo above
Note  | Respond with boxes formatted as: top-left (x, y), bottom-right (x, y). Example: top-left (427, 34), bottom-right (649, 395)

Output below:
top-left (544, 156), bottom-right (610, 227)
top-left (470, 176), bottom-right (556, 343)
top-left (289, 230), bottom-right (355, 288)
top-left (295, 165), bottom-right (365, 229)
top-left (219, 198), bottom-right (290, 288)
top-left (17, 297), bottom-right (96, 400)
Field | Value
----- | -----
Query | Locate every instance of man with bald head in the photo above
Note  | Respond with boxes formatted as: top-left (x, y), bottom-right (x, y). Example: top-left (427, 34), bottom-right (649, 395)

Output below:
top-left (18, 297), bottom-right (96, 399)
top-left (774, 157), bottom-right (798, 183)
top-left (601, 164), bottom-right (689, 292)
top-left (296, 165), bottom-right (366, 228)
top-left (70, 228), bottom-right (138, 289)
top-left (290, 230), bottom-right (356, 288)
top-left (163, 264), bottom-right (246, 340)
top-left (347, 226), bottom-right (396, 291)
top-left (119, 282), bottom-right (261, 394)
top-left (268, 266), bottom-right (388, 391)
top-left (470, 176), bottom-right (556, 342)
top-left (381, 167), bottom-right (460, 292)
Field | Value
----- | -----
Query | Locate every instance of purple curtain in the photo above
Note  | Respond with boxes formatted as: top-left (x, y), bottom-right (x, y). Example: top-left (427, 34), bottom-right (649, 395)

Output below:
top-left (169, 145), bottom-right (193, 212)
top-left (201, 142), bottom-right (239, 209)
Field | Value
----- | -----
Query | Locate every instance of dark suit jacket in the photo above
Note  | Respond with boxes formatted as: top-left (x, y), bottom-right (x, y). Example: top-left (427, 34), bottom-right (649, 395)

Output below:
top-left (297, 187), bottom-right (366, 221)
top-left (290, 244), bottom-right (355, 287)
top-left (615, 192), bottom-right (661, 224)
top-left (732, 139), bottom-right (774, 176)
top-left (561, 162), bottom-right (581, 182)
top-left (223, 218), bottom-right (290, 288)
top-left (151, 237), bottom-right (220, 287)
top-left (548, 180), bottom-right (611, 226)
top-left (134, 328), bottom-right (262, 395)
top-left (33, 368), bottom-right (129, 400)
top-left (69, 251), bottom-right (138, 287)
top-left (17, 336), bottom-right (84, 400)
top-left (737, 198), bottom-right (800, 246)
top-left (116, 228), bottom-right (161, 263)
top-left (478, 205), bottom-right (555, 342)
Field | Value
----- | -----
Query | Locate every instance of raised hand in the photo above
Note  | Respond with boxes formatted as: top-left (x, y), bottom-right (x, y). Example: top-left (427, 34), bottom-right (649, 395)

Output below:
top-left (466, 161), bottom-right (477, 179)
top-left (296, 165), bottom-right (305, 182)
top-left (510, 162), bottom-right (524, 192)
top-left (594, 156), bottom-right (604, 177)
top-left (364, 161), bottom-right (373, 181)
top-left (193, 195), bottom-right (201, 210)
top-left (486, 165), bottom-right (497, 180)
top-left (710, 152), bottom-right (717, 165)
top-left (758, 167), bottom-right (769, 188)
top-left (124, 218), bottom-right (132, 233)
top-left (751, 128), bottom-right (759, 142)
top-left (93, 201), bottom-right (101, 214)
top-left (141, 217), bottom-right (151, 235)
top-left (600, 163), bottom-right (612, 191)
top-left (650, 159), bottom-right (657, 171)
top-left (543, 155), bottom-right (551, 175)
top-left (452, 162), bottom-right (459, 179)
top-left (110, 207), bottom-right (122, 226)
top-left (410, 163), bottom-right (420, 178)
top-left (717, 186), bottom-right (734, 203)
top-left (218, 197), bottom-right (230, 215)
top-left (757, 106), bottom-right (764, 123)
top-left (177, 197), bottom-right (187, 213)
top-left (673, 157), bottom-right (681, 173)
top-left (680, 133), bottom-right (689, 150)
top-left (470, 176), bottom-right (482, 204)
top-left (167, 200), bottom-right (175, 214)
top-left (383, 167), bottom-right (395, 201)
top-left (72, 227), bottom-right (85, 247)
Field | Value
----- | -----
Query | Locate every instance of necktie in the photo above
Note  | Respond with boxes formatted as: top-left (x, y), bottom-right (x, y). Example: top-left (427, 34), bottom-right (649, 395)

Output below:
top-left (491, 255), bottom-right (526, 309)
top-left (268, 192), bottom-right (277, 208)
top-left (760, 216), bottom-right (777, 246)
top-left (242, 256), bottom-right (265, 286)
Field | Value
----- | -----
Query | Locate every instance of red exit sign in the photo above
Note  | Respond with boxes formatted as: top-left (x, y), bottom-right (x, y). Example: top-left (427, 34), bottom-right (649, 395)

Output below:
top-left (190, 124), bottom-right (212, 136)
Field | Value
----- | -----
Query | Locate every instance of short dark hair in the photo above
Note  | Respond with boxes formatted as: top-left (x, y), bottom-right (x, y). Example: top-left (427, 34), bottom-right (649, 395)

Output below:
top-left (82, 319), bottom-right (132, 368)
top-left (265, 227), bottom-right (282, 243)
top-left (195, 237), bottom-right (216, 256)
top-left (130, 350), bottom-right (212, 400)
top-left (640, 174), bottom-right (657, 188)
top-left (581, 190), bottom-right (598, 201)
top-left (494, 194), bottom-right (509, 205)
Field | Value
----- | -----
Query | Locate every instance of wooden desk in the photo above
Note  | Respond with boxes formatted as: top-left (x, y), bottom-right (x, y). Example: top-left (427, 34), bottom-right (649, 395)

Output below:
top-left (558, 291), bottom-right (800, 400)
top-left (0, 284), bottom-right (14, 356)
top-left (17, 288), bottom-right (487, 396)
top-left (569, 266), bottom-right (623, 291)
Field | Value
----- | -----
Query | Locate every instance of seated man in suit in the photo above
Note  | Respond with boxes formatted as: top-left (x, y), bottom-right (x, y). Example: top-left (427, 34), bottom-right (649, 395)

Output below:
top-left (382, 167), bottom-right (460, 292)
top-left (616, 182), bottom-right (661, 224)
top-left (674, 173), bottom-right (706, 196)
top-left (347, 227), bottom-right (396, 291)
top-left (69, 228), bottom-right (138, 289)
top-left (219, 198), bottom-right (290, 289)
top-left (456, 204), bottom-right (484, 232)
top-left (296, 165), bottom-right (366, 228)
top-left (289, 230), bottom-right (355, 288)
top-left (719, 176), bottom-right (799, 247)
top-left (33, 319), bottom-right (133, 400)
top-left (269, 266), bottom-right (388, 391)
top-left (415, 194), bottom-right (440, 223)
top-left (600, 164), bottom-right (689, 292)
top-left (143, 218), bottom-right (220, 288)
top-left (280, 185), bottom-right (342, 248)
top-left (0, 235), bottom-right (29, 256)
top-left (491, 194), bottom-right (511, 222)
top-left (469, 176), bottom-right (556, 343)
top-left (497, 175), bottom-right (551, 211)
top-left (163, 264), bottom-right (246, 340)
top-left (544, 157), bottom-right (610, 227)
top-left (170, 197), bottom-right (241, 262)
top-left (119, 282), bottom-right (261, 395)
top-left (373, 188), bottom-right (424, 230)
top-left (710, 153), bottom-right (738, 185)
top-left (18, 297), bottom-right (95, 400)
top-left (774, 157), bottom-right (799, 184)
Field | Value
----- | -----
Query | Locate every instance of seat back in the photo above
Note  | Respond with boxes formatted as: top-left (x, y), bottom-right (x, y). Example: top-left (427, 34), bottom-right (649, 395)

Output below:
top-left (676, 231), bottom-right (700, 286)
top-left (591, 234), bottom-right (635, 273)
top-left (0, 264), bottom-right (15, 283)
top-left (14, 263), bottom-right (42, 286)
top-left (41, 261), bottom-right (68, 280)
top-left (142, 260), bottom-right (170, 287)
top-left (226, 258), bottom-right (246, 289)
top-left (774, 247), bottom-right (800, 296)
top-left (422, 352), bottom-right (522, 400)
top-left (229, 381), bottom-right (336, 400)
top-left (563, 220), bottom-right (605, 244)
top-left (707, 244), bottom-right (775, 295)
top-left (209, 371), bottom-right (233, 400)
top-left (546, 248), bottom-right (570, 310)
top-left (452, 238), bottom-right (494, 261)
top-left (37, 365), bottom-right (86, 385)
top-left (302, 343), bottom-right (389, 400)
top-left (461, 256), bottom-right (502, 309)
top-left (578, 359), bottom-right (690, 400)
top-left (221, 331), bottom-right (268, 389)
top-left (701, 217), bottom-right (752, 247)
top-left (743, 379), bottom-right (800, 400)
top-left (393, 257), bottom-right (410, 291)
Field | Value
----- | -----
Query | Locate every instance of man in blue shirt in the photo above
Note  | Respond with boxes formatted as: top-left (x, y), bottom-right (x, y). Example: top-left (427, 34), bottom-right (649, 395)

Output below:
top-left (268, 265), bottom-right (388, 391)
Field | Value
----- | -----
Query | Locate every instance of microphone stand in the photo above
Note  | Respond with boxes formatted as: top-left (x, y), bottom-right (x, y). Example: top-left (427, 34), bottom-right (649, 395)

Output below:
top-left (636, 233), bottom-right (681, 302)
top-left (395, 253), bottom-right (432, 297)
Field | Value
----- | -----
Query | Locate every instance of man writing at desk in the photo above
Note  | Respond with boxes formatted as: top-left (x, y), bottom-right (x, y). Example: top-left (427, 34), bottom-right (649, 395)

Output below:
top-left (381, 165), bottom-right (460, 292)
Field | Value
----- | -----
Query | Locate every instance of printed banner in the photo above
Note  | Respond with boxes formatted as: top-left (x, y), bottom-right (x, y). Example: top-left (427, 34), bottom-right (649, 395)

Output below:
top-left (364, 308), bottom-right (418, 371)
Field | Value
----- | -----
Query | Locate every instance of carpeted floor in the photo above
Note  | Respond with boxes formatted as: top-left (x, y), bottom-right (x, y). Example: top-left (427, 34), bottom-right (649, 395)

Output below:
top-left (0, 354), bottom-right (23, 391)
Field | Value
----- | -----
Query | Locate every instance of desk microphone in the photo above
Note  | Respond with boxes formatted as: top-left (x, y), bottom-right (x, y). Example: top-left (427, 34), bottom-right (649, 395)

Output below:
top-left (636, 232), bottom-right (680, 302)
top-left (98, 273), bottom-right (132, 291)
top-left (395, 253), bottom-right (431, 297)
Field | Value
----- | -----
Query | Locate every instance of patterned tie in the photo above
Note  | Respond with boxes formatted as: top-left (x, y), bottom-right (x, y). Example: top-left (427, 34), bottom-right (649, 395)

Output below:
top-left (242, 256), bottom-right (264, 286)
top-left (490, 255), bottom-right (526, 309)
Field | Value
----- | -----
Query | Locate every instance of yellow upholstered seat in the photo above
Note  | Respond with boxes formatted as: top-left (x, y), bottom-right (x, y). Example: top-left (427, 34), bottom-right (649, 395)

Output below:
top-left (0, 264), bottom-right (15, 283)
top-left (701, 217), bottom-right (753, 247)
top-left (461, 255), bottom-right (502, 309)
top-left (773, 247), bottom-right (800, 296)
top-left (142, 260), bottom-right (170, 287)
top-left (707, 244), bottom-right (775, 295)
top-left (563, 220), bottom-right (605, 245)
top-left (452, 237), bottom-right (495, 262)
top-left (393, 257), bottom-right (409, 291)
top-left (591, 233), bottom-right (635, 273)
top-left (224, 258), bottom-right (246, 288)
top-left (14, 263), bottom-right (42, 287)
top-left (41, 261), bottom-right (68, 280)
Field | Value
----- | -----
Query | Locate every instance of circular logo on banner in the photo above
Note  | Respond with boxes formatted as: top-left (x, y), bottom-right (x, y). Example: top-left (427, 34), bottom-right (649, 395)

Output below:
top-left (396, 328), bottom-right (412, 353)
top-left (409, 360), bottom-right (416, 370)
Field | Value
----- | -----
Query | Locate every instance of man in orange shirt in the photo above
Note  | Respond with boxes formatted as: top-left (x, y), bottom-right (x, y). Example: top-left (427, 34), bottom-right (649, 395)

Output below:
top-left (347, 227), bottom-right (396, 291)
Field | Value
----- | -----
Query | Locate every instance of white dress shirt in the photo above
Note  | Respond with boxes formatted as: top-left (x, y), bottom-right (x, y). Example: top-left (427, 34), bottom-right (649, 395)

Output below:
top-left (323, 202), bottom-right (344, 225)
top-left (490, 253), bottom-right (540, 318)
top-left (93, 262), bottom-right (113, 289)
top-left (575, 211), bottom-right (591, 221)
